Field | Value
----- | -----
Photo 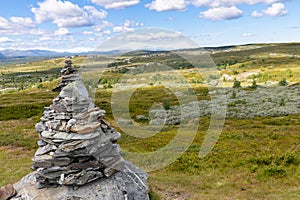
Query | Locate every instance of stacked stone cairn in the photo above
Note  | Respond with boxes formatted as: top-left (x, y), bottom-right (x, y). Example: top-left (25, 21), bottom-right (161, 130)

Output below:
top-left (33, 60), bottom-right (125, 188)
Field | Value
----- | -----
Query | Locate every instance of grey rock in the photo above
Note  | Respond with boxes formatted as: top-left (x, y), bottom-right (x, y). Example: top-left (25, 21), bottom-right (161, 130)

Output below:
top-left (12, 162), bottom-right (149, 200)
top-left (35, 144), bottom-right (57, 156)
top-left (35, 122), bottom-right (46, 133)
top-left (40, 130), bottom-right (101, 141)
top-left (37, 140), bottom-right (47, 147)
top-left (33, 155), bottom-right (72, 168)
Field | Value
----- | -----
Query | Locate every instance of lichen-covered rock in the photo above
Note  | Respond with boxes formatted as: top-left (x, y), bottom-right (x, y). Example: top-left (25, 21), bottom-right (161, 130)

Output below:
top-left (0, 184), bottom-right (16, 200)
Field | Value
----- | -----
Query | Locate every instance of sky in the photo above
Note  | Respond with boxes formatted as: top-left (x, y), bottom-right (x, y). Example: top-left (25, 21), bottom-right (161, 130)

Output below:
top-left (0, 0), bottom-right (299, 52)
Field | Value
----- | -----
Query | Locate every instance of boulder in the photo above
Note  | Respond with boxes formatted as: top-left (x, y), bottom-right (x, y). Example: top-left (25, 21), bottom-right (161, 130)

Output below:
top-left (11, 162), bottom-right (149, 200)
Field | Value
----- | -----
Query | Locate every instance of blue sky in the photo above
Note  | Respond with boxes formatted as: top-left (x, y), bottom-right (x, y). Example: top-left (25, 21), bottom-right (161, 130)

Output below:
top-left (0, 0), bottom-right (299, 52)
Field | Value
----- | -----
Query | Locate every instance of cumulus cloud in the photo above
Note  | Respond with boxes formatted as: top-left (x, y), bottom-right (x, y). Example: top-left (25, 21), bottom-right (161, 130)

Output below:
top-left (0, 16), bottom-right (35, 30)
top-left (91, 0), bottom-right (139, 9)
top-left (251, 10), bottom-right (263, 17)
top-left (144, 0), bottom-right (287, 14)
top-left (0, 37), bottom-right (13, 42)
top-left (31, 0), bottom-right (107, 27)
top-left (83, 31), bottom-right (94, 35)
top-left (54, 28), bottom-right (71, 36)
top-left (145, 0), bottom-right (188, 12)
top-left (192, 0), bottom-right (283, 8)
top-left (113, 19), bottom-right (143, 33)
top-left (83, 6), bottom-right (108, 19)
top-left (263, 3), bottom-right (288, 16)
top-left (0, 16), bottom-right (37, 35)
top-left (0, 17), bottom-right (11, 30)
top-left (92, 20), bottom-right (113, 32)
top-left (200, 6), bottom-right (243, 20)
top-left (9, 17), bottom-right (35, 28)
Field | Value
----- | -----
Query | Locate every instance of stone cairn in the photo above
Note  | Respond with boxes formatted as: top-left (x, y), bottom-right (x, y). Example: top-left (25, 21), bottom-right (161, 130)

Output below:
top-left (33, 60), bottom-right (126, 188)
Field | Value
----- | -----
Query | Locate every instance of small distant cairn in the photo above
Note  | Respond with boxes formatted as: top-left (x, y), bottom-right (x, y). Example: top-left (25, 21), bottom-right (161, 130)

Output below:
top-left (52, 60), bottom-right (79, 92)
top-left (34, 60), bottom-right (125, 187)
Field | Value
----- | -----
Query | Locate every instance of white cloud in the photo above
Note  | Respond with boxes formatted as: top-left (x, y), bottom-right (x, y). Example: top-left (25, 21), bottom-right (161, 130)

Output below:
top-left (83, 31), bottom-right (94, 35)
top-left (91, 0), bottom-right (139, 9)
top-left (30, 29), bottom-right (46, 35)
top-left (31, 0), bottom-right (108, 27)
top-left (113, 26), bottom-right (134, 33)
top-left (39, 36), bottom-right (52, 41)
top-left (251, 10), bottom-right (263, 17)
top-left (92, 20), bottom-right (113, 32)
top-left (54, 28), bottom-right (71, 36)
top-left (0, 16), bottom-right (37, 35)
top-left (144, 0), bottom-right (286, 13)
top-left (113, 19), bottom-right (143, 33)
top-left (103, 30), bottom-right (111, 35)
top-left (31, 0), bottom-right (85, 23)
top-left (0, 37), bottom-right (13, 42)
top-left (0, 17), bottom-right (11, 30)
top-left (99, 29), bottom-right (198, 51)
top-left (200, 6), bottom-right (243, 20)
top-left (243, 33), bottom-right (254, 37)
top-left (145, 0), bottom-right (188, 12)
top-left (126, 32), bottom-right (184, 41)
top-left (263, 3), bottom-right (288, 16)
top-left (83, 6), bottom-right (108, 19)
top-left (9, 17), bottom-right (35, 28)
top-left (192, 0), bottom-right (283, 8)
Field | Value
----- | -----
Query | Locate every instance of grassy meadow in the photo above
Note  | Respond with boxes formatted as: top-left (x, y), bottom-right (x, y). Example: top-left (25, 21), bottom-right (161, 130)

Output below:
top-left (1, 43), bottom-right (300, 199)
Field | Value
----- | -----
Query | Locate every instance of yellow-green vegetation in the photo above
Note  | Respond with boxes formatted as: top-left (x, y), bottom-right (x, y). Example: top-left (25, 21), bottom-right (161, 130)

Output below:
top-left (1, 43), bottom-right (300, 199)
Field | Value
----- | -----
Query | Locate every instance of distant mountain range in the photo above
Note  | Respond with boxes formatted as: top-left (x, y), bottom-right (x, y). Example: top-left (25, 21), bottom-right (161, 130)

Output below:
top-left (0, 49), bottom-right (71, 58)
top-left (0, 49), bottom-right (126, 59)
top-left (1, 43), bottom-right (299, 63)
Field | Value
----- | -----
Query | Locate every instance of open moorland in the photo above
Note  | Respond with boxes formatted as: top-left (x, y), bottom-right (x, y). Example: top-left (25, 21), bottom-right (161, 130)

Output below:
top-left (1, 43), bottom-right (300, 199)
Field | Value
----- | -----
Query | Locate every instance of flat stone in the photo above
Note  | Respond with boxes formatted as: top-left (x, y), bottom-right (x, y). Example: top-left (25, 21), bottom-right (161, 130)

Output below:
top-left (41, 130), bottom-right (100, 141)
top-left (45, 120), bottom-right (62, 131)
top-left (37, 140), bottom-right (47, 147)
top-left (53, 148), bottom-right (90, 158)
top-left (54, 114), bottom-right (72, 120)
top-left (67, 161), bottom-right (101, 170)
top-left (50, 103), bottom-right (67, 113)
top-left (35, 144), bottom-right (57, 156)
top-left (86, 110), bottom-right (106, 122)
top-left (33, 155), bottom-right (72, 168)
top-left (59, 170), bottom-right (103, 186)
top-left (35, 122), bottom-right (46, 133)
top-left (58, 140), bottom-right (95, 153)
top-left (70, 123), bottom-right (100, 134)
